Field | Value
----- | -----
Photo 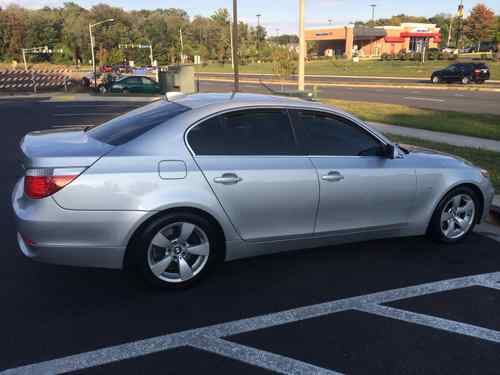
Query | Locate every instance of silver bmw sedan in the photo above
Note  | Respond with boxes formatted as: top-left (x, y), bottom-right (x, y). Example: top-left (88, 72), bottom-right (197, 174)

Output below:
top-left (12, 93), bottom-right (495, 288)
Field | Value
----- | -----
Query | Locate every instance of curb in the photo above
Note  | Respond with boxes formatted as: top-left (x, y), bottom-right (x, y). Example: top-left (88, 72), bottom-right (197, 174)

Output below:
top-left (197, 72), bottom-right (500, 85)
top-left (200, 77), bottom-right (500, 93)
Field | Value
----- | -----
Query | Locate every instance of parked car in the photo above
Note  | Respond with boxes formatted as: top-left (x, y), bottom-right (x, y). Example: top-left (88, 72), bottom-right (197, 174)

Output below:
top-left (12, 93), bottom-right (495, 288)
top-left (109, 75), bottom-right (160, 94)
top-left (112, 64), bottom-right (134, 74)
top-left (431, 62), bottom-right (490, 84)
top-left (99, 65), bottom-right (113, 73)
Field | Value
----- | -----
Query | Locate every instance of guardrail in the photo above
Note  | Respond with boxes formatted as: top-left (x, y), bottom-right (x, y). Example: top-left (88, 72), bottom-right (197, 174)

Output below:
top-left (0, 70), bottom-right (72, 92)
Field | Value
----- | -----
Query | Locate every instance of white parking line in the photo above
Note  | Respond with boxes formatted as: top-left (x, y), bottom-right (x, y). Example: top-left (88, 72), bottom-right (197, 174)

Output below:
top-left (53, 113), bottom-right (121, 117)
top-left (189, 336), bottom-right (343, 375)
top-left (55, 104), bottom-right (137, 108)
top-left (356, 304), bottom-right (500, 343)
top-left (51, 124), bottom-right (94, 128)
top-left (2, 271), bottom-right (499, 374)
top-left (403, 96), bottom-right (445, 102)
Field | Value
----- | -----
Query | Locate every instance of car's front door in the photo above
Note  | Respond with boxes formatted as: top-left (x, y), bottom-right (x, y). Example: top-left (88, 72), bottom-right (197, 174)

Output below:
top-left (443, 64), bottom-right (461, 82)
top-left (140, 77), bottom-right (159, 93)
top-left (290, 109), bottom-right (416, 234)
top-left (187, 108), bottom-right (318, 241)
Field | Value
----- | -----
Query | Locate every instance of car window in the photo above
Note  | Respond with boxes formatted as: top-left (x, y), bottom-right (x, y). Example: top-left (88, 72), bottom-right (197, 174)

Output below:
top-left (188, 109), bottom-right (298, 155)
top-left (291, 110), bottom-right (382, 156)
top-left (126, 77), bottom-right (141, 85)
top-left (141, 77), bottom-right (155, 85)
top-left (447, 65), bottom-right (458, 72)
top-left (88, 100), bottom-right (190, 146)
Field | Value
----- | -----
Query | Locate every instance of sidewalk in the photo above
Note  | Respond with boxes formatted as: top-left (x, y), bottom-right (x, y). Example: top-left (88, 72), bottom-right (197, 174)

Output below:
top-left (369, 122), bottom-right (500, 153)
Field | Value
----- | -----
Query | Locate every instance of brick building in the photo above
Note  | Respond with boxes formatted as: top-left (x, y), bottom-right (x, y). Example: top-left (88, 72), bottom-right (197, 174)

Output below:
top-left (305, 23), bottom-right (441, 59)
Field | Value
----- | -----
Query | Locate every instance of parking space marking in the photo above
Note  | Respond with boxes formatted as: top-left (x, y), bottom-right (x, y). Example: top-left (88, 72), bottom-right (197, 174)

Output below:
top-left (2, 271), bottom-right (499, 375)
top-left (189, 336), bottom-right (343, 375)
top-left (355, 303), bottom-right (500, 344)
top-left (53, 113), bottom-right (121, 117)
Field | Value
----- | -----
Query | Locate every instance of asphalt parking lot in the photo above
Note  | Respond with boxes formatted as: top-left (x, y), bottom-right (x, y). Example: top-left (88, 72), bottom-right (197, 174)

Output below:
top-left (1, 98), bottom-right (499, 375)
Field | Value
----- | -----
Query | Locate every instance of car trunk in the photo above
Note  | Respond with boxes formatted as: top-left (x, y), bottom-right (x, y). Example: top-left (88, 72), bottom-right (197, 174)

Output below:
top-left (20, 128), bottom-right (114, 169)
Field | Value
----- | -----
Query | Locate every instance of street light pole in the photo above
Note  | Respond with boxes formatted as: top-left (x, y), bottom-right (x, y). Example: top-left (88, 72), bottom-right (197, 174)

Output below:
top-left (370, 4), bottom-right (376, 24)
top-left (298, 0), bottom-right (305, 91)
top-left (232, 0), bottom-right (240, 92)
top-left (89, 18), bottom-right (114, 93)
top-left (89, 23), bottom-right (96, 91)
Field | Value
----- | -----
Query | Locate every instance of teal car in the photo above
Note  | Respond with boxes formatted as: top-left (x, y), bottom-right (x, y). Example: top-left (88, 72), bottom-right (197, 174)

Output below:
top-left (110, 75), bottom-right (160, 94)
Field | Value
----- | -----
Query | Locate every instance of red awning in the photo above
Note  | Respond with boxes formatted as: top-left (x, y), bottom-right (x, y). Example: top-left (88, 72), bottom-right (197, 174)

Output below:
top-left (384, 36), bottom-right (405, 43)
top-left (400, 32), bottom-right (441, 39)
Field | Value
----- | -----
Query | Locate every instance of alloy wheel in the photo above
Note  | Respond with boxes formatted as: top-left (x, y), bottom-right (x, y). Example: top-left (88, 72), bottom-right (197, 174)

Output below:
top-left (440, 194), bottom-right (475, 240)
top-left (147, 222), bottom-right (210, 283)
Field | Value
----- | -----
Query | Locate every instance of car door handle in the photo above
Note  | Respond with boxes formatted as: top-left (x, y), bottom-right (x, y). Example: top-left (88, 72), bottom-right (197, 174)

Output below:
top-left (322, 171), bottom-right (344, 182)
top-left (214, 173), bottom-right (242, 185)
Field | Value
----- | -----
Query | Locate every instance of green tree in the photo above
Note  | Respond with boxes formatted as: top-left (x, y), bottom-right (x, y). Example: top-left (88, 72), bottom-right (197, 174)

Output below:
top-left (464, 4), bottom-right (496, 50)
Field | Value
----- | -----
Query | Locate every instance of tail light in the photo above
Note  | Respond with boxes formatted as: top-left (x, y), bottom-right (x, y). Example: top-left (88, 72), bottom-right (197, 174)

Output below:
top-left (24, 167), bottom-right (85, 199)
top-left (474, 69), bottom-right (481, 74)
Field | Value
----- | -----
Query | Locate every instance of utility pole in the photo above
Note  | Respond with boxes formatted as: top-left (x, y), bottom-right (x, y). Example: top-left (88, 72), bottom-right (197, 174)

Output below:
top-left (256, 14), bottom-right (262, 53)
top-left (179, 28), bottom-right (184, 64)
top-left (298, 0), bottom-right (305, 91)
top-left (89, 19), bottom-right (114, 93)
top-left (232, 0), bottom-right (240, 92)
top-left (370, 4), bottom-right (376, 25)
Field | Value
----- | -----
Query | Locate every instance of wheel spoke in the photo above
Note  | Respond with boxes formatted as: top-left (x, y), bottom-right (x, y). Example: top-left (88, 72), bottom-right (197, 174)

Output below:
top-left (186, 243), bottom-right (209, 256)
top-left (452, 195), bottom-right (462, 209)
top-left (178, 257), bottom-right (194, 280)
top-left (454, 216), bottom-right (467, 229)
top-left (444, 220), bottom-right (455, 236)
top-left (150, 255), bottom-right (173, 277)
top-left (441, 211), bottom-right (453, 221)
top-left (457, 200), bottom-right (474, 214)
top-left (152, 232), bottom-right (171, 248)
top-left (179, 223), bottom-right (195, 242)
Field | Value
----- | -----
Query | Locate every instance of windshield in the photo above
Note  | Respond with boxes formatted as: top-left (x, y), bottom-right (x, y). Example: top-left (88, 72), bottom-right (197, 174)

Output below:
top-left (88, 100), bottom-right (190, 146)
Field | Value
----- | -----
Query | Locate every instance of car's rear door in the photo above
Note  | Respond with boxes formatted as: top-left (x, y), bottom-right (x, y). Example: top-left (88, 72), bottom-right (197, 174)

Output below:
top-left (187, 108), bottom-right (318, 241)
top-left (290, 109), bottom-right (416, 234)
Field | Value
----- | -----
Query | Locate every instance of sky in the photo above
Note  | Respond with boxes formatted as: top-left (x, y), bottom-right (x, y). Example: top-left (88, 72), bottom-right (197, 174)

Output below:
top-left (1, 0), bottom-right (499, 34)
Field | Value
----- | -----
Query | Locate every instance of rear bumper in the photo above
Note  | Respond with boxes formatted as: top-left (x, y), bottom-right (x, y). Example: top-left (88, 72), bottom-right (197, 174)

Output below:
top-left (12, 178), bottom-right (145, 269)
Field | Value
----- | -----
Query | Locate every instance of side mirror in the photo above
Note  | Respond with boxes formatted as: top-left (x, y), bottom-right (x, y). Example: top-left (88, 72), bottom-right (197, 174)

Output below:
top-left (385, 143), bottom-right (399, 159)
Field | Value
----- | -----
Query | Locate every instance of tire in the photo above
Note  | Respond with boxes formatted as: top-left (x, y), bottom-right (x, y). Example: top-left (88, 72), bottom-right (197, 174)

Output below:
top-left (431, 75), bottom-right (440, 84)
top-left (427, 186), bottom-right (479, 243)
top-left (130, 212), bottom-right (222, 289)
top-left (122, 88), bottom-right (129, 95)
top-left (461, 76), bottom-right (470, 84)
top-left (98, 85), bottom-right (107, 94)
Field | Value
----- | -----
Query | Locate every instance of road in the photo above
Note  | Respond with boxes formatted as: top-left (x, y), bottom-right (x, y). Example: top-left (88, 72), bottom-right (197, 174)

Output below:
top-left (198, 76), bottom-right (500, 115)
top-left (1, 99), bottom-right (500, 375)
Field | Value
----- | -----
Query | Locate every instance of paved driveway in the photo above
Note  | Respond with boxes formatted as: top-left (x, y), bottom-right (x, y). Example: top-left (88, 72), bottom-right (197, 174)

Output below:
top-left (1, 99), bottom-right (499, 375)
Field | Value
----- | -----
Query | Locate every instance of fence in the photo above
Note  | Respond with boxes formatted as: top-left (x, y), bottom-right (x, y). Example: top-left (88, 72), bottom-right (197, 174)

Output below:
top-left (0, 69), bottom-right (72, 92)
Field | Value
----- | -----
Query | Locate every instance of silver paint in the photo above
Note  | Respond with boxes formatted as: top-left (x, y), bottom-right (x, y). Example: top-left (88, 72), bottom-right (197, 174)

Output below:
top-left (12, 93), bottom-right (495, 269)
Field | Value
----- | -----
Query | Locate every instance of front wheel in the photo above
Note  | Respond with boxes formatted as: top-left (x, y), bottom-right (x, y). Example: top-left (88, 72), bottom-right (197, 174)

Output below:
top-left (431, 75), bottom-right (440, 84)
top-left (131, 212), bottom-right (222, 289)
top-left (462, 76), bottom-right (470, 84)
top-left (427, 186), bottom-right (478, 243)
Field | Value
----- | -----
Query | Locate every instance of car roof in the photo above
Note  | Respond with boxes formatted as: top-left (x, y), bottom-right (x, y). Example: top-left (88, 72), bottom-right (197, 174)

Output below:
top-left (171, 92), bottom-right (330, 111)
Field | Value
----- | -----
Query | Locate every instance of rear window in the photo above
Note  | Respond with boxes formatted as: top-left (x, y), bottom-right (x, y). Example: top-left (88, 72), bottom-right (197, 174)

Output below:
top-left (88, 100), bottom-right (190, 146)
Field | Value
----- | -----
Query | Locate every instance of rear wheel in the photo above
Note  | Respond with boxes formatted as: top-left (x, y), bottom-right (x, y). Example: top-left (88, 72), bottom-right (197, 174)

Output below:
top-left (131, 212), bottom-right (222, 289)
top-left (427, 186), bottom-right (478, 243)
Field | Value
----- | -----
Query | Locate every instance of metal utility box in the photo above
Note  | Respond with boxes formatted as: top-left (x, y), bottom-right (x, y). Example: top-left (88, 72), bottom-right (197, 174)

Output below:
top-left (157, 65), bottom-right (195, 95)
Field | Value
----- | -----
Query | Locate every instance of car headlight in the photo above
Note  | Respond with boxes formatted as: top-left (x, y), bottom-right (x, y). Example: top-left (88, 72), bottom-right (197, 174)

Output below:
top-left (480, 169), bottom-right (490, 179)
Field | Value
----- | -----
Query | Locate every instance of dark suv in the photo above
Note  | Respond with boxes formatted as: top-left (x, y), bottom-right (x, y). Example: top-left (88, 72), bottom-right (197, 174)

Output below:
top-left (431, 63), bottom-right (490, 84)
